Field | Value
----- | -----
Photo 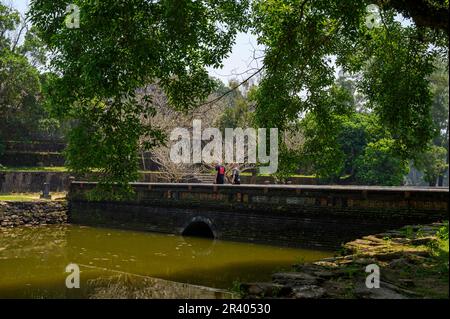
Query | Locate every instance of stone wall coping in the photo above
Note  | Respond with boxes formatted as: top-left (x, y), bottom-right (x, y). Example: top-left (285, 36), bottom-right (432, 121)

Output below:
top-left (70, 181), bottom-right (449, 194)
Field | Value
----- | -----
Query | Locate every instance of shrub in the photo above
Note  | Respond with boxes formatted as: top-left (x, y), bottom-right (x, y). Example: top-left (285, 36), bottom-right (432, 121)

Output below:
top-left (355, 139), bottom-right (410, 186)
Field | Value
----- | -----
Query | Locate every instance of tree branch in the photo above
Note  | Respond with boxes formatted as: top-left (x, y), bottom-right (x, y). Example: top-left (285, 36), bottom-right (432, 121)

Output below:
top-left (196, 65), bottom-right (264, 108)
top-left (375, 0), bottom-right (448, 34)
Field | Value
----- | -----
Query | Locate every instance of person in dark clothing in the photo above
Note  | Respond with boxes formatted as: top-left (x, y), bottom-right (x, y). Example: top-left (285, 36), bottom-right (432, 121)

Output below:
top-left (215, 163), bottom-right (225, 184)
top-left (231, 163), bottom-right (241, 185)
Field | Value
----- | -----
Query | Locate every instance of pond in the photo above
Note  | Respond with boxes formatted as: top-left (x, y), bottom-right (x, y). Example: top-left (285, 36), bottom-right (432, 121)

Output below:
top-left (0, 225), bottom-right (332, 298)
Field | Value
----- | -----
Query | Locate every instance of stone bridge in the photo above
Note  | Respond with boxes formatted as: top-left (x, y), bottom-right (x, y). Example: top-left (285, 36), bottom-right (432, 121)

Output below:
top-left (68, 182), bottom-right (448, 250)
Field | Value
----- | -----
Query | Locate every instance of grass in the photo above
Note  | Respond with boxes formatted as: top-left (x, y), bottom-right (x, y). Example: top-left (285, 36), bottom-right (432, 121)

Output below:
top-left (0, 193), bottom-right (42, 201)
top-left (405, 233), bottom-right (449, 298)
top-left (320, 222), bottom-right (449, 299)
top-left (230, 280), bottom-right (245, 297)
top-left (430, 222), bottom-right (449, 271)
top-left (385, 223), bottom-right (448, 298)
top-left (239, 172), bottom-right (316, 178)
top-left (0, 166), bottom-right (68, 172)
top-left (0, 192), bottom-right (67, 201)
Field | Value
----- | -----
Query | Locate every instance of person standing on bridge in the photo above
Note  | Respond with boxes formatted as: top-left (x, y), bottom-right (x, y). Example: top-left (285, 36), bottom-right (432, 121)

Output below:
top-left (215, 163), bottom-right (226, 184)
top-left (230, 163), bottom-right (241, 185)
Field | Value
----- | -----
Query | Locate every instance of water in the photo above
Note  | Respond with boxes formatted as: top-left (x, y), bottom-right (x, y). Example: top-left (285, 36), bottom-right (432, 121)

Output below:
top-left (0, 225), bottom-right (332, 299)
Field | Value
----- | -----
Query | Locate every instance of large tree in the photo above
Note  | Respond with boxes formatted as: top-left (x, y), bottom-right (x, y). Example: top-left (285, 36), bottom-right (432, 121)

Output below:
top-left (27, 0), bottom-right (448, 190)
top-left (416, 57), bottom-right (449, 186)
top-left (0, 3), bottom-right (57, 144)
top-left (28, 0), bottom-right (249, 195)
top-left (299, 108), bottom-right (410, 185)
top-left (252, 0), bottom-right (448, 176)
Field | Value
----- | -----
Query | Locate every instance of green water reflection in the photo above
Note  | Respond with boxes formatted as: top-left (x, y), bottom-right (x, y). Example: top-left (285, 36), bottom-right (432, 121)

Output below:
top-left (0, 225), bottom-right (332, 298)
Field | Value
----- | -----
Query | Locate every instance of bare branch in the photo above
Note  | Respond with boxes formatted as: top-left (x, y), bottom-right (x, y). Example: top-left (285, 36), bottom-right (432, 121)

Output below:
top-left (196, 66), bottom-right (264, 109)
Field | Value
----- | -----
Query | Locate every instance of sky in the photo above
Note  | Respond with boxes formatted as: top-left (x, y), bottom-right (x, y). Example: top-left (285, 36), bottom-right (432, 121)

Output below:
top-left (9, 0), bottom-right (263, 85)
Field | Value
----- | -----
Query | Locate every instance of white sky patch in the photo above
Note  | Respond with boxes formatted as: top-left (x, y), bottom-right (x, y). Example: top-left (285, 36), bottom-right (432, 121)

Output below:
top-left (207, 32), bottom-right (265, 85)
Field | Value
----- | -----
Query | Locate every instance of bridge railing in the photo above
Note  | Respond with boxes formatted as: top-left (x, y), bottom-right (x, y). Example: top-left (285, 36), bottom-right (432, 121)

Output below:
top-left (69, 182), bottom-right (448, 216)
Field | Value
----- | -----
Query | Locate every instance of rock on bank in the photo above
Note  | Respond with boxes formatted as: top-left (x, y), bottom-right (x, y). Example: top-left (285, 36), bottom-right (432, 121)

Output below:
top-left (0, 201), bottom-right (67, 228)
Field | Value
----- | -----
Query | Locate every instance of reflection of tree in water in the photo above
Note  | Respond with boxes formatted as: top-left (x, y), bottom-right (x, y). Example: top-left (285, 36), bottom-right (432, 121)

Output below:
top-left (1, 226), bottom-right (330, 297)
top-left (0, 225), bottom-right (71, 298)
top-left (0, 225), bottom-right (68, 259)
top-left (84, 269), bottom-right (232, 299)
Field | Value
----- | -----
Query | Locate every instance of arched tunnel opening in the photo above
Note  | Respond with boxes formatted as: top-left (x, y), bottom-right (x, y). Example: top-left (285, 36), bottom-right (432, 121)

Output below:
top-left (182, 221), bottom-right (215, 239)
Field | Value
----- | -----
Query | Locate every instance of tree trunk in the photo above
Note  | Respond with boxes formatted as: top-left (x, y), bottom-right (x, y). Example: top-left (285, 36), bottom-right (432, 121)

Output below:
top-left (438, 175), bottom-right (444, 187)
top-left (429, 177), bottom-right (437, 187)
top-left (141, 152), bottom-right (146, 171)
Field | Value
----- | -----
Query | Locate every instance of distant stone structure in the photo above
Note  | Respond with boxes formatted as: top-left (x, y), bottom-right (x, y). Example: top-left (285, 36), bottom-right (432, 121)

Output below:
top-left (40, 182), bottom-right (52, 199)
top-left (405, 165), bottom-right (449, 187)
top-left (0, 171), bottom-right (71, 193)
top-left (0, 140), bottom-right (66, 167)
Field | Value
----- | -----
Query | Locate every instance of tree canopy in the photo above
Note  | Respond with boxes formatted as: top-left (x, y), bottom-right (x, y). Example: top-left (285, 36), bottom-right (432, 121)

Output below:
top-left (252, 0), bottom-right (447, 160)
top-left (1, 2), bottom-right (61, 144)
top-left (27, 0), bottom-right (249, 194)
top-left (22, 0), bottom-right (449, 190)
